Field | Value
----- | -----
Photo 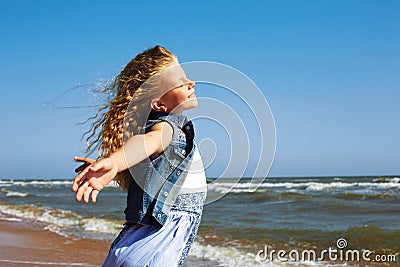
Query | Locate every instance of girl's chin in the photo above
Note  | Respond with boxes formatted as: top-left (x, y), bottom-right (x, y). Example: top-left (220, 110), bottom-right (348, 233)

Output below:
top-left (188, 98), bottom-right (198, 106)
top-left (183, 99), bottom-right (198, 110)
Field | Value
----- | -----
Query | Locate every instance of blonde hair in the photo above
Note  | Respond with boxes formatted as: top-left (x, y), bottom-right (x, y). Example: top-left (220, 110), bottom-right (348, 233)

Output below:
top-left (83, 45), bottom-right (175, 190)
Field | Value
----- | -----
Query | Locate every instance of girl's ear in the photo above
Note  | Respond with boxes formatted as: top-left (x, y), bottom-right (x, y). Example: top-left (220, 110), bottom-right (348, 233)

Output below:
top-left (150, 99), bottom-right (167, 112)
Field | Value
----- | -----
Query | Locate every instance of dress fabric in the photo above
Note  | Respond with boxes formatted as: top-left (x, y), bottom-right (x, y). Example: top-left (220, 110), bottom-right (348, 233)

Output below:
top-left (102, 192), bottom-right (206, 267)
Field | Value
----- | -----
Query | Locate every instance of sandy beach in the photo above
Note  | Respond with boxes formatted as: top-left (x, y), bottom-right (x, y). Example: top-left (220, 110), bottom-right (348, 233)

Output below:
top-left (0, 219), bottom-right (109, 267)
top-left (0, 218), bottom-right (214, 267)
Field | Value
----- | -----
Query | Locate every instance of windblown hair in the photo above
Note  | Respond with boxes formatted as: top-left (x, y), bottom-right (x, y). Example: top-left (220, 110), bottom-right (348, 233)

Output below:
top-left (83, 45), bottom-right (175, 190)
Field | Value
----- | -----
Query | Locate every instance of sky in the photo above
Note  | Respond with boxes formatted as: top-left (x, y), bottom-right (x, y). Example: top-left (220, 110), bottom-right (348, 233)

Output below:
top-left (0, 0), bottom-right (399, 179)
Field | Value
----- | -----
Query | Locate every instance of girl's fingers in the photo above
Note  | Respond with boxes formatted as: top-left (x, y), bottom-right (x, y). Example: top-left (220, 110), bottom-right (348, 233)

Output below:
top-left (90, 179), bottom-right (104, 191)
top-left (74, 156), bottom-right (95, 163)
top-left (83, 186), bottom-right (93, 203)
top-left (75, 181), bottom-right (89, 202)
top-left (72, 168), bottom-right (88, 192)
top-left (74, 157), bottom-right (96, 173)
top-left (75, 163), bottom-right (90, 173)
top-left (91, 190), bottom-right (100, 203)
top-left (89, 164), bottom-right (99, 172)
top-left (89, 160), bottom-right (105, 172)
top-left (72, 158), bottom-right (106, 203)
top-left (89, 158), bottom-right (113, 172)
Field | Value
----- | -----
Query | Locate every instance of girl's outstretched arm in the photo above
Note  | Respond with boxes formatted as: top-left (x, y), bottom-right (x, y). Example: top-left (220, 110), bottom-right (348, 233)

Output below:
top-left (72, 122), bottom-right (173, 203)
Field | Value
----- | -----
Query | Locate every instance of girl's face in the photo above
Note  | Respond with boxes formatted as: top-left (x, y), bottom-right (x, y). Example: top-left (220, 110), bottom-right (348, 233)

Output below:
top-left (157, 59), bottom-right (197, 114)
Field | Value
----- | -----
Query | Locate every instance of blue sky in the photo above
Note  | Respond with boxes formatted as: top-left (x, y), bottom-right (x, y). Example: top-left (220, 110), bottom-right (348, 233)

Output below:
top-left (0, 0), bottom-right (399, 179)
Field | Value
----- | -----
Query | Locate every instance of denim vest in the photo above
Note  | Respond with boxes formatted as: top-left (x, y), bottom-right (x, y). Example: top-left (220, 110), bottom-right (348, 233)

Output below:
top-left (124, 112), bottom-right (195, 226)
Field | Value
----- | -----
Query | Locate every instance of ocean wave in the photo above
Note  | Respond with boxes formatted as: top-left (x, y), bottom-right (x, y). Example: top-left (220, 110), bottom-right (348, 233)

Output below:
top-left (305, 182), bottom-right (354, 191)
top-left (207, 182), bottom-right (306, 194)
top-left (0, 216), bottom-right (22, 222)
top-left (190, 241), bottom-right (282, 267)
top-left (0, 179), bottom-right (72, 188)
top-left (0, 179), bottom-right (118, 189)
top-left (1, 187), bottom-right (32, 198)
top-left (373, 177), bottom-right (400, 183)
top-left (2, 178), bottom-right (398, 193)
top-left (208, 180), bottom-right (400, 194)
top-left (0, 203), bottom-right (122, 240)
top-left (6, 191), bottom-right (30, 197)
top-left (0, 180), bottom-right (13, 187)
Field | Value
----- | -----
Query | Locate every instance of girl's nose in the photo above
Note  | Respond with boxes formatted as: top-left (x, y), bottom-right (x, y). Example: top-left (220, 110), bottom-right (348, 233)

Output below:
top-left (188, 79), bottom-right (195, 89)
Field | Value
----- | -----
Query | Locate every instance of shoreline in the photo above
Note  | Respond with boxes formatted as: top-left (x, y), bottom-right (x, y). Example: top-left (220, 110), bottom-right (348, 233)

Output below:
top-left (1, 217), bottom-right (397, 267)
top-left (0, 218), bottom-right (217, 267)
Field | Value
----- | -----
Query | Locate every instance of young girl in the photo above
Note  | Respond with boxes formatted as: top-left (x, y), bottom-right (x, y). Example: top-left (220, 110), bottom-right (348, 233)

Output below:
top-left (72, 45), bottom-right (207, 266)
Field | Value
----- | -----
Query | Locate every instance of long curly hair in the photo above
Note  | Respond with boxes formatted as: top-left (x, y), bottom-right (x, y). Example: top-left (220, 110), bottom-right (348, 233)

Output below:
top-left (83, 45), bottom-right (175, 190)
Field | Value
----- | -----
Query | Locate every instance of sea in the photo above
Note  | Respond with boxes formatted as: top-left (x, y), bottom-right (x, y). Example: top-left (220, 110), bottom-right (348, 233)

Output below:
top-left (0, 176), bottom-right (399, 266)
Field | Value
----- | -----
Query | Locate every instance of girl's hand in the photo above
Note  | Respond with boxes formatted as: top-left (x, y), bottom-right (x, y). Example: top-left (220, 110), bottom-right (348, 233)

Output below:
top-left (74, 156), bottom-right (96, 173)
top-left (72, 158), bottom-right (118, 203)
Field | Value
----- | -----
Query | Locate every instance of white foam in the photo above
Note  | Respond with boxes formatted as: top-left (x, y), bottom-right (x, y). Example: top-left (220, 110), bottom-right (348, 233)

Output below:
top-left (0, 179), bottom-right (71, 187)
top-left (44, 224), bottom-right (71, 238)
top-left (82, 217), bottom-right (122, 235)
top-left (305, 182), bottom-right (354, 191)
top-left (0, 204), bottom-right (122, 239)
top-left (0, 204), bottom-right (77, 226)
top-left (30, 180), bottom-right (71, 185)
top-left (0, 181), bottom-right (13, 187)
top-left (189, 241), bottom-right (282, 266)
top-left (1, 179), bottom-right (118, 189)
top-left (376, 182), bottom-right (400, 189)
top-left (6, 191), bottom-right (29, 197)
top-left (208, 180), bottom-right (400, 194)
top-left (0, 216), bottom-right (23, 222)
top-left (208, 182), bottom-right (307, 194)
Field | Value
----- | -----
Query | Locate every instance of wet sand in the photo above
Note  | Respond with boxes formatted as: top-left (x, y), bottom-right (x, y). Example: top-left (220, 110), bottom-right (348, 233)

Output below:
top-left (0, 219), bottom-right (109, 266)
top-left (0, 218), bottom-right (215, 267)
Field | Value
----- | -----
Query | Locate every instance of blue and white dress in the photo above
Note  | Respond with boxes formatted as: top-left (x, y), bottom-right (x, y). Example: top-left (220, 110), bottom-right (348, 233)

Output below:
top-left (102, 146), bottom-right (207, 267)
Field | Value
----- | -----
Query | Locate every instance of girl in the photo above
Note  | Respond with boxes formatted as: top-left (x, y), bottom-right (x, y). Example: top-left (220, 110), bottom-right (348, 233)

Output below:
top-left (72, 45), bottom-right (207, 266)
